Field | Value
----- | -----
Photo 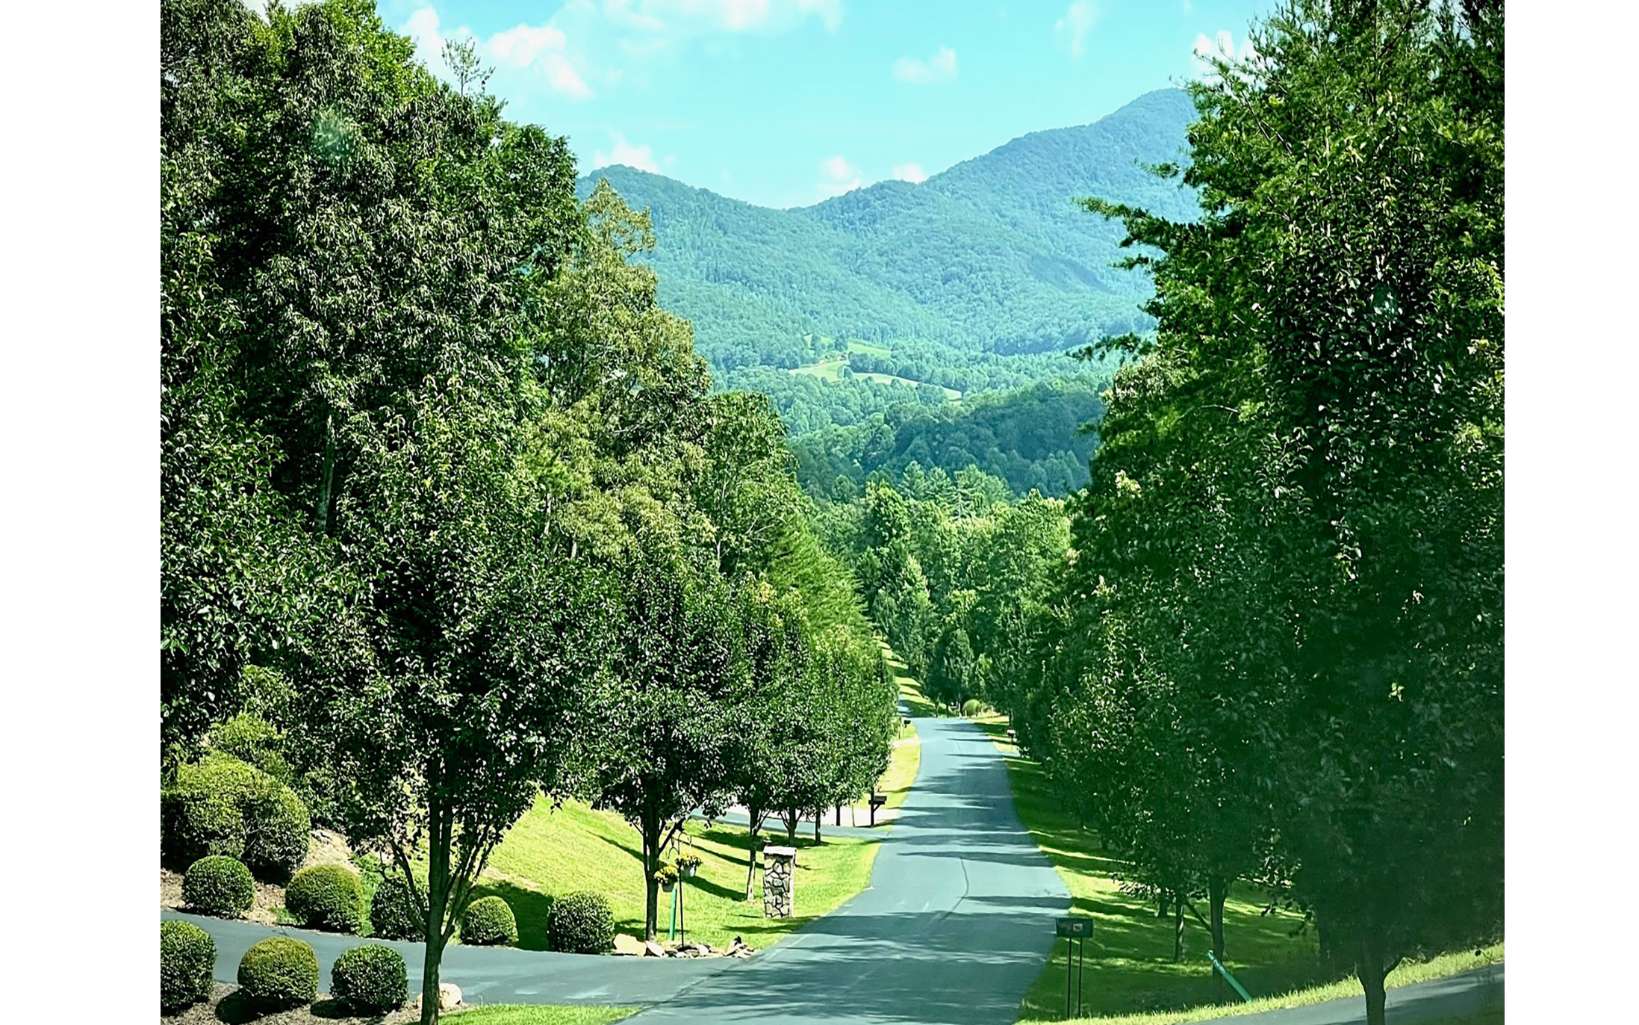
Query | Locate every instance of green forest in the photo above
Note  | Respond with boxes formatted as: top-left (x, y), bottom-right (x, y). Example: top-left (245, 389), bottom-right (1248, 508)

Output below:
top-left (161, 2), bottom-right (898, 1019)
top-left (572, 89), bottom-right (1205, 491)
top-left (159, 2), bottom-right (1503, 1025)
top-left (805, 5), bottom-right (1505, 1024)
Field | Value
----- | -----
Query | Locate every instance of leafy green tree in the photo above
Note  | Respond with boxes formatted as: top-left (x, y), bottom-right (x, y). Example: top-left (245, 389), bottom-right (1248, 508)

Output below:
top-left (1057, 3), bottom-right (1505, 1020)
top-left (297, 385), bottom-right (610, 1024)
top-left (587, 544), bottom-right (751, 940)
top-left (730, 582), bottom-right (813, 895)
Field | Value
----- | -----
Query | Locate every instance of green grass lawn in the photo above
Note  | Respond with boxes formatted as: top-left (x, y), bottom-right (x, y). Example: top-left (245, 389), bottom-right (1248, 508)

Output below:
top-left (789, 354), bottom-right (959, 400)
top-left (964, 716), bottom-right (1504, 1024)
top-left (853, 370), bottom-right (962, 399)
top-left (473, 797), bottom-right (882, 952)
top-left (887, 642), bottom-right (943, 718)
top-left (447, 1006), bottom-right (637, 1025)
top-left (878, 721), bottom-right (921, 811)
top-left (789, 354), bottom-right (847, 381)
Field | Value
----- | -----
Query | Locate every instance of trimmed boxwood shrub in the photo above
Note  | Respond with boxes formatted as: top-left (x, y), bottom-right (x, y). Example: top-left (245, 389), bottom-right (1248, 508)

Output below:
top-left (285, 864), bottom-right (362, 933)
top-left (210, 712), bottom-right (292, 784)
top-left (330, 944), bottom-right (408, 1013)
top-left (237, 936), bottom-right (318, 1009)
top-left (368, 871), bottom-right (426, 941)
top-left (548, 890), bottom-right (615, 954)
top-left (460, 895), bottom-right (518, 946)
top-left (160, 920), bottom-right (216, 1013)
top-left (163, 791), bottom-right (246, 866)
top-left (182, 855), bottom-right (255, 918)
top-left (162, 753), bottom-right (311, 881)
top-left (961, 698), bottom-right (983, 717)
top-left (244, 785), bottom-right (310, 883)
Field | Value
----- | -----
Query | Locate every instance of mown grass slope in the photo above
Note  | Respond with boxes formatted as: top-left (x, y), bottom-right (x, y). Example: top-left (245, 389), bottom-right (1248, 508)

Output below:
top-left (473, 799), bottom-right (882, 952)
top-left (965, 716), bottom-right (1503, 1024)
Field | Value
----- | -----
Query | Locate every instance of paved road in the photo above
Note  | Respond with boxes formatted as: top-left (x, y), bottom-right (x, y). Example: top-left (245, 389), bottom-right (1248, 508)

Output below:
top-left (166, 715), bottom-right (1068, 1021)
top-left (164, 715), bottom-right (1503, 1023)
top-left (624, 715), bottom-right (1070, 1025)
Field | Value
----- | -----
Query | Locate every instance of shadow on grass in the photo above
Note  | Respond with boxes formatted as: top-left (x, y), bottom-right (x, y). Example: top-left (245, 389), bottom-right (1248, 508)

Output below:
top-left (471, 880), bottom-right (556, 952)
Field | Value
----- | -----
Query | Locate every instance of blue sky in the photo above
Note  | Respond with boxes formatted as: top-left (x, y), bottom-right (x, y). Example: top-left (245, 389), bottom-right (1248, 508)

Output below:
top-left (379, 1), bottom-right (1268, 209)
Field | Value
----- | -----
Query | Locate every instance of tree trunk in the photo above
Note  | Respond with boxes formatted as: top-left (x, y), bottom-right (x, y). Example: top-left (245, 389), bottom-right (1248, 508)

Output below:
top-left (420, 829), bottom-right (451, 1025)
top-left (418, 931), bottom-right (446, 1025)
top-left (316, 410), bottom-right (337, 536)
top-left (783, 809), bottom-right (798, 844)
top-left (1172, 896), bottom-right (1185, 963)
top-left (641, 815), bottom-right (661, 941)
top-left (1208, 875), bottom-right (1228, 962)
top-left (743, 805), bottom-right (760, 901)
top-left (813, 808), bottom-right (821, 844)
top-left (1156, 892), bottom-right (1169, 919)
top-left (1357, 930), bottom-right (1389, 1025)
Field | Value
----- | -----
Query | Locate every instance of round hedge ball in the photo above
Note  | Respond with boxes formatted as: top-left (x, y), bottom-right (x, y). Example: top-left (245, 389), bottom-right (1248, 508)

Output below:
top-left (242, 784), bottom-right (311, 882)
top-left (460, 895), bottom-right (518, 947)
top-left (182, 855), bottom-right (255, 918)
top-left (162, 789), bottom-right (247, 868)
top-left (160, 920), bottom-right (216, 1013)
top-left (548, 890), bottom-right (616, 954)
top-left (237, 936), bottom-right (318, 1010)
top-left (330, 944), bottom-right (408, 1013)
top-left (368, 872), bottom-right (426, 941)
top-left (161, 753), bottom-right (310, 881)
top-left (284, 864), bottom-right (363, 933)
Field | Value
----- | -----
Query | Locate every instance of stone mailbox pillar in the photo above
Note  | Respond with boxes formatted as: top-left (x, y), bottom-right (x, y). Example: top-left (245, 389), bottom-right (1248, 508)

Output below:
top-left (762, 845), bottom-right (796, 918)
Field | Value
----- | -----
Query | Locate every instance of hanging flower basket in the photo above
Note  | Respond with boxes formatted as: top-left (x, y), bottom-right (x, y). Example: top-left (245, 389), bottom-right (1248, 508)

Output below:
top-left (678, 855), bottom-right (702, 879)
top-left (654, 861), bottom-right (679, 892)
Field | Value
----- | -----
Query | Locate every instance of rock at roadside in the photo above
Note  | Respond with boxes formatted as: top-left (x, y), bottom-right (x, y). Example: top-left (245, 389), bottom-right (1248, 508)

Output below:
top-left (412, 982), bottom-right (462, 1012)
top-left (644, 940), bottom-right (667, 958)
top-left (613, 933), bottom-right (645, 956)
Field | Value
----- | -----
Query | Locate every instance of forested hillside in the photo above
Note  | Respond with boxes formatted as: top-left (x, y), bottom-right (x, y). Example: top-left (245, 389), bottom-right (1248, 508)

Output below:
top-left (578, 89), bottom-right (1197, 368)
top-left (571, 91), bottom-right (1197, 494)
top-left (793, 378), bottom-right (1104, 498)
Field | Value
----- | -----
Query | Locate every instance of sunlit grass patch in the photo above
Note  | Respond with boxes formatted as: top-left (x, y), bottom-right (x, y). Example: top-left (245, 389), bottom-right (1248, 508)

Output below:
top-left (477, 797), bottom-right (881, 952)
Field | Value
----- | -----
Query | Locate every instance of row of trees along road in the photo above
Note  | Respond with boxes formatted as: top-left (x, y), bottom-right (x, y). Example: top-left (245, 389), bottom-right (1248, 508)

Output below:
top-left (160, 2), bottom-right (895, 1022)
top-left (1019, 4), bottom-right (1505, 1025)
top-left (811, 4), bottom-right (1503, 1025)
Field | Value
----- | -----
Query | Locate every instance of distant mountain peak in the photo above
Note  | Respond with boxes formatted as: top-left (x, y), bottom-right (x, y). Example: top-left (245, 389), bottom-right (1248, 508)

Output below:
top-left (576, 87), bottom-right (1198, 361)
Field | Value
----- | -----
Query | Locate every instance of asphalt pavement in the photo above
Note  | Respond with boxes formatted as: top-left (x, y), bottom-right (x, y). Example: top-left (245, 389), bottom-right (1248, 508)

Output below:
top-left (163, 714), bottom-right (1503, 1023)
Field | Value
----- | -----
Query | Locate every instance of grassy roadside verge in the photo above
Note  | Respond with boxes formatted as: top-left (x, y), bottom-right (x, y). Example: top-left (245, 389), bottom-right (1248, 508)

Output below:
top-left (885, 641), bottom-right (943, 718)
top-left (474, 798), bottom-right (881, 951)
top-left (965, 715), bottom-right (1503, 1024)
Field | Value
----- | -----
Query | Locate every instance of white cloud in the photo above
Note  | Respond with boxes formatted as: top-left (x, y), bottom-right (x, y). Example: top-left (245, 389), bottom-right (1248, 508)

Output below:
top-left (488, 23), bottom-right (569, 68)
top-left (592, 132), bottom-right (662, 173)
top-left (1054, 2), bottom-right (1100, 59)
top-left (597, 0), bottom-right (839, 36)
top-left (891, 162), bottom-right (928, 184)
top-left (816, 154), bottom-right (862, 198)
top-left (892, 46), bottom-right (958, 85)
top-left (405, 1), bottom-right (837, 108)
top-left (405, 8), bottom-right (593, 100)
top-left (1193, 28), bottom-right (1258, 80)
